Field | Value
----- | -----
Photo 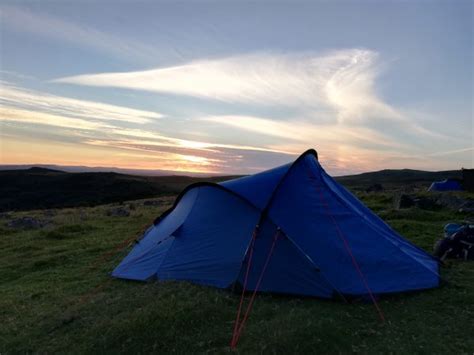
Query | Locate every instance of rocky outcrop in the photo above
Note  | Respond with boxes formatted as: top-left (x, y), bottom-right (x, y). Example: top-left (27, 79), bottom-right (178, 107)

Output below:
top-left (394, 192), bottom-right (474, 212)
top-left (6, 216), bottom-right (50, 229)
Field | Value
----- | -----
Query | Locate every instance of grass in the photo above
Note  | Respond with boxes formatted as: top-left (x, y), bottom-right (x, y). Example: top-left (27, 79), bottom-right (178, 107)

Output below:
top-left (0, 194), bottom-right (473, 354)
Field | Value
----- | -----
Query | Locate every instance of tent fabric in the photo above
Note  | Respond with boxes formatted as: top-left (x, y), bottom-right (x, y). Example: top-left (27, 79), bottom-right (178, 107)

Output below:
top-left (113, 149), bottom-right (440, 298)
top-left (428, 179), bottom-right (463, 192)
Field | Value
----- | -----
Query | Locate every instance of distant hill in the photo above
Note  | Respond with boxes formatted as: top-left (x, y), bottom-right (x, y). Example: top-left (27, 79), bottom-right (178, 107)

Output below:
top-left (0, 167), bottom-right (462, 212)
top-left (0, 164), bottom-right (216, 177)
top-left (0, 168), bottom-right (238, 212)
top-left (336, 169), bottom-right (461, 190)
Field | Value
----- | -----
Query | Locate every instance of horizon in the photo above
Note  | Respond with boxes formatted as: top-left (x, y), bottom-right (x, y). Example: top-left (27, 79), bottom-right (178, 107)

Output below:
top-left (1, 1), bottom-right (473, 175)
top-left (0, 161), bottom-right (465, 179)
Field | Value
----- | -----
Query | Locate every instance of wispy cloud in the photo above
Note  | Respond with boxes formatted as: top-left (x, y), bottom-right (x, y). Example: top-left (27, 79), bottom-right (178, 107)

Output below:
top-left (1, 106), bottom-right (109, 131)
top-left (47, 48), bottom-right (466, 173)
top-left (1, 83), bottom-right (163, 124)
top-left (54, 49), bottom-right (399, 124)
top-left (96, 126), bottom-right (293, 160)
top-left (0, 70), bottom-right (37, 81)
top-left (202, 115), bottom-right (403, 150)
top-left (0, 83), bottom-right (294, 173)
top-left (426, 147), bottom-right (474, 157)
top-left (53, 49), bottom-right (451, 144)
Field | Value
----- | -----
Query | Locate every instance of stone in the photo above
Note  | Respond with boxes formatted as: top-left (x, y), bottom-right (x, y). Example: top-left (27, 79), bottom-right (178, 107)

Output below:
top-left (143, 200), bottom-right (162, 206)
top-left (394, 194), bottom-right (416, 209)
top-left (0, 212), bottom-right (12, 220)
top-left (43, 210), bottom-right (57, 217)
top-left (365, 183), bottom-right (384, 193)
top-left (6, 216), bottom-right (48, 229)
top-left (106, 207), bottom-right (130, 217)
top-left (436, 194), bottom-right (472, 211)
top-left (413, 196), bottom-right (439, 210)
top-left (459, 200), bottom-right (474, 213)
top-left (394, 193), bottom-right (438, 210)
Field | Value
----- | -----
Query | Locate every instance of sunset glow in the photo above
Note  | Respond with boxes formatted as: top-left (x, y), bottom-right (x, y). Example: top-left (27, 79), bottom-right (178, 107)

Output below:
top-left (0, 2), bottom-right (472, 175)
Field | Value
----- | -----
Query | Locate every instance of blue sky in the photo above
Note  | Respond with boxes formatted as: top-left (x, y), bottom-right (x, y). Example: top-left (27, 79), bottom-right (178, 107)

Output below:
top-left (0, 1), bottom-right (472, 175)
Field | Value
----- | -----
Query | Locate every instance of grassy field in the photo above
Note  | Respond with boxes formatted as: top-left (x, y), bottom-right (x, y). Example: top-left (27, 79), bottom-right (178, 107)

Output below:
top-left (1, 192), bottom-right (473, 354)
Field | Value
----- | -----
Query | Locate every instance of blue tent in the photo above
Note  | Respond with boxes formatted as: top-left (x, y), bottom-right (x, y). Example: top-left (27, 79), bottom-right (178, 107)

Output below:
top-left (113, 149), bottom-right (439, 298)
top-left (428, 179), bottom-right (463, 192)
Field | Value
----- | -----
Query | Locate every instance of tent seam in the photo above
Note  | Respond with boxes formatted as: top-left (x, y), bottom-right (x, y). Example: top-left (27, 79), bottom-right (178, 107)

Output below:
top-left (232, 150), bottom-right (320, 286)
top-left (154, 187), bottom-right (202, 278)
top-left (233, 149), bottom-right (346, 298)
top-left (304, 159), bottom-right (440, 281)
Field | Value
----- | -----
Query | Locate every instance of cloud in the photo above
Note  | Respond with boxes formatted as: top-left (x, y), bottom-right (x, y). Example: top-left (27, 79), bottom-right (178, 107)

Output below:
top-left (1, 83), bottom-right (294, 173)
top-left (0, 83), bottom-right (163, 124)
top-left (202, 115), bottom-right (403, 150)
top-left (198, 112), bottom-right (470, 174)
top-left (203, 115), bottom-right (302, 140)
top-left (99, 127), bottom-right (292, 155)
top-left (0, 70), bottom-right (37, 81)
top-left (54, 49), bottom-right (402, 123)
top-left (1, 107), bottom-right (109, 131)
top-left (54, 48), bottom-right (451, 146)
top-left (426, 147), bottom-right (474, 157)
top-left (53, 49), bottom-right (457, 147)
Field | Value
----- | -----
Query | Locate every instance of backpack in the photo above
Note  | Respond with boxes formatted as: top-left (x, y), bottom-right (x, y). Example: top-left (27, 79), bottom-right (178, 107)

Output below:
top-left (433, 223), bottom-right (474, 261)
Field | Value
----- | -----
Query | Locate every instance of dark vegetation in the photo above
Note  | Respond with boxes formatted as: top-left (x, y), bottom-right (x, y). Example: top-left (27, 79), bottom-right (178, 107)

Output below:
top-left (1, 169), bottom-right (473, 353)
top-left (0, 167), bottom-right (237, 212)
top-left (0, 166), bottom-right (461, 212)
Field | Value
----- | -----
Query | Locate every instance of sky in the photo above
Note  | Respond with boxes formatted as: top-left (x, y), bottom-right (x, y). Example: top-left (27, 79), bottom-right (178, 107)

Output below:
top-left (0, 1), bottom-right (472, 175)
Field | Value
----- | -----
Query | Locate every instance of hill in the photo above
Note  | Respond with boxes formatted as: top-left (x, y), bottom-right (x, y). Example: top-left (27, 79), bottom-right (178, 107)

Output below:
top-left (0, 167), bottom-right (238, 212)
top-left (0, 164), bottom-right (214, 176)
top-left (336, 169), bottom-right (461, 190)
top-left (0, 166), bottom-right (461, 212)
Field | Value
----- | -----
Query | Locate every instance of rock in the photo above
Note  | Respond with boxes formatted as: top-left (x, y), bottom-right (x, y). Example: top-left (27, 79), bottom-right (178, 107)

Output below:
top-left (143, 200), bottom-right (162, 206)
top-left (43, 209), bottom-right (57, 217)
top-left (106, 207), bottom-right (130, 217)
top-left (6, 216), bottom-right (48, 229)
top-left (366, 183), bottom-right (384, 193)
top-left (459, 200), bottom-right (474, 213)
top-left (413, 196), bottom-right (439, 210)
top-left (394, 194), bottom-right (416, 209)
top-left (435, 194), bottom-right (468, 210)
top-left (0, 212), bottom-right (12, 220)
top-left (394, 193), bottom-right (439, 210)
top-left (79, 209), bottom-right (88, 221)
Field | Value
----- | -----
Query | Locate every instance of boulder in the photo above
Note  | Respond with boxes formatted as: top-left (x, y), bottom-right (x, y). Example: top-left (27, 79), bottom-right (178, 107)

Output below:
top-left (143, 200), bottom-right (162, 206)
top-left (459, 200), bottom-right (474, 213)
top-left (394, 194), bottom-right (439, 210)
top-left (43, 209), bottom-right (57, 217)
top-left (79, 209), bottom-right (88, 221)
top-left (365, 183), bottom-right (384, 193)
top-left (0, 212), bottom-right (12, 220)
top-left (394, 194), bottom-right (416, 209)
top-left (435, 194), bottom-right (468, 210)
top-left (106, 207), bottom-right (130, 217)
top-left (414, 196), bottom-right (439, 210)
top-left (6, 216), bottom-right (48, 229)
